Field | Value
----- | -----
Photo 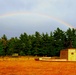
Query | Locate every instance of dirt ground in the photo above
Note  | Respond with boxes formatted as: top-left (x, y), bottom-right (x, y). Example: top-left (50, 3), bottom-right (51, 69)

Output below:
top-left (0, 57), bottom-right (76, 75)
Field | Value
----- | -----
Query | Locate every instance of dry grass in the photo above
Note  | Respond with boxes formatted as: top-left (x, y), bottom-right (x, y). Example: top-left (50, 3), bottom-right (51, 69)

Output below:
top-left (0, 57), bottom-right (76, 75)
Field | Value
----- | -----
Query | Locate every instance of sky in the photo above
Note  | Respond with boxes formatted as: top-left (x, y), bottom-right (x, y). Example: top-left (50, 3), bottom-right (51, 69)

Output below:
top-left (0, 0), bottom-right (76, 38)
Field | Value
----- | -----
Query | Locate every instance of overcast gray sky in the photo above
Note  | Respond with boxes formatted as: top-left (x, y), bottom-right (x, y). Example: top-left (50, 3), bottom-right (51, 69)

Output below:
top-left (0, 0), bottom-right (76, 38)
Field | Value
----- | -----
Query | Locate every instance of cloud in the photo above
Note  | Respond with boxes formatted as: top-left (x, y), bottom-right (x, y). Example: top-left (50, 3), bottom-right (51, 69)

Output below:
top-left (0, 13), bottom-right (70, 38)
top-left (0, 0), bottom-right (76, 23)
top-left (0, 0), bottom-right (76, 16)
top-left (0, 0), bottom-right (76, 38)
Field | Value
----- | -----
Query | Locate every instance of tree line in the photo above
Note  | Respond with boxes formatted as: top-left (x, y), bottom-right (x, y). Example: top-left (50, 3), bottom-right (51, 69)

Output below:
top-left (0, 28), bottom-right (76, 56)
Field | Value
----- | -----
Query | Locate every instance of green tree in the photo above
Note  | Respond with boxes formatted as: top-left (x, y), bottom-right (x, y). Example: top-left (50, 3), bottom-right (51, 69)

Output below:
top-left (19, 32), bottom-right (32, 55)
top-left (0, 39), bottom-right (4, 56)
top-left (41, 33), bottom-right (50, 56)
top-left (53, 28), bottom-right (65, 56)
top-left (7, 38), bottom-right (15, 55)
top-left (65, 28), bottom-right (76, 48)
top-left (1, 34), bottom-right (8, 56)
top-left (32, 32), bottom-right (42, 56)
top-left (72, 29), bottom-right (76, 48)
top-left (48, 32), bottom-right (55, 56)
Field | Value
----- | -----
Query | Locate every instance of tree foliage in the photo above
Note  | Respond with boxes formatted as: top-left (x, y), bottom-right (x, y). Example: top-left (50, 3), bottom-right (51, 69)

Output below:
top-left (0, 28), bottom-right (76, 56)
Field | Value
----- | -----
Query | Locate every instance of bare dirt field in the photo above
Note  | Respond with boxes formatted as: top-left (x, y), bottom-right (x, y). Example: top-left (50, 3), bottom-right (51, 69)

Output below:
top-left (0, 57), bottom-right (76, 75)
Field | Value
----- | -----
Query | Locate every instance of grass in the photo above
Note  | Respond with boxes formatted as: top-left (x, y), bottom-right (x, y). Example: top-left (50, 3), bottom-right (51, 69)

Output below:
top-left (0, 56), bottom-right (76, 75)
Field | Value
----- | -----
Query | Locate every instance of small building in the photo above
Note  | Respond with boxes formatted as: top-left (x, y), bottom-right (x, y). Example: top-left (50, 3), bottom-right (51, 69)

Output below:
top-left (12, 53), bottom-right (19, 57)
top-left (60, 48), bottom-right (76, 61)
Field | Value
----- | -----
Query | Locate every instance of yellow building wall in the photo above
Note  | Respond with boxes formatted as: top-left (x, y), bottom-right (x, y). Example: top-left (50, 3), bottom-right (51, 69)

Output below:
top-left (68, 49), bottom-right (76, 61)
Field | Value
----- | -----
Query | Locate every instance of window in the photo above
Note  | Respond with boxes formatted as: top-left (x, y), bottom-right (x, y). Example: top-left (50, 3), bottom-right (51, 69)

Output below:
top-left (71, 52), bottom-right (74, 55)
